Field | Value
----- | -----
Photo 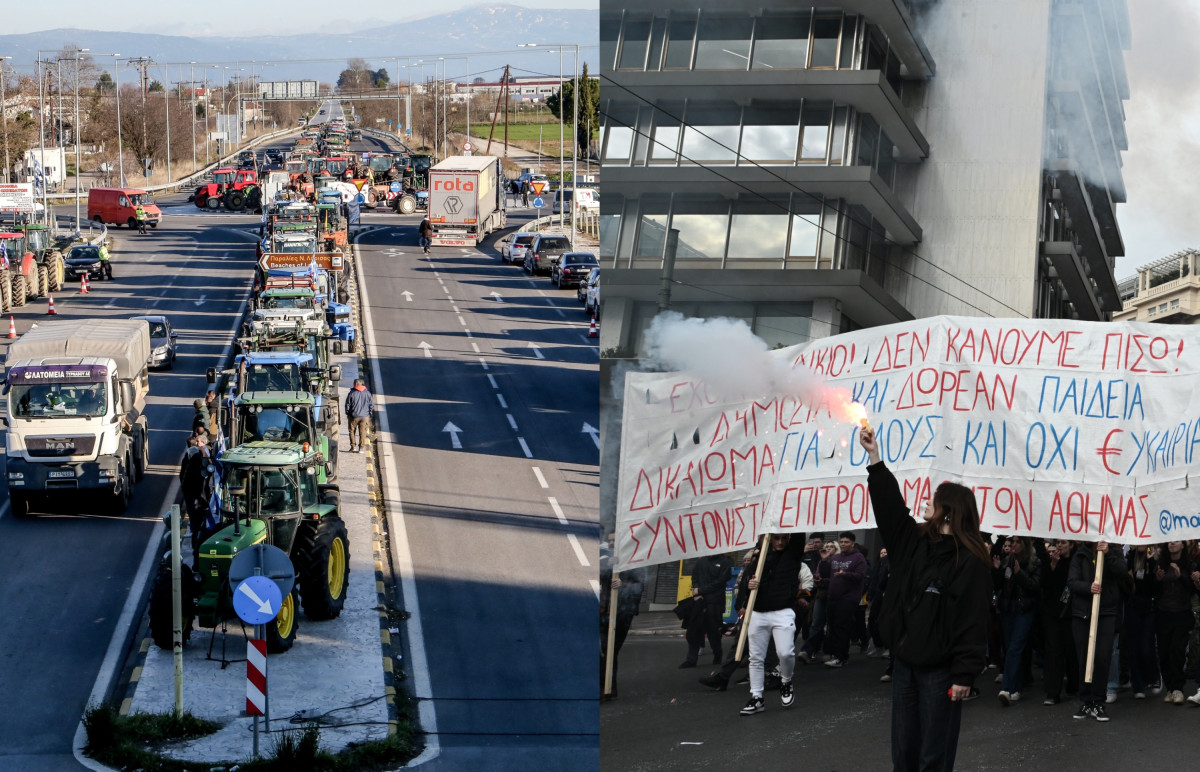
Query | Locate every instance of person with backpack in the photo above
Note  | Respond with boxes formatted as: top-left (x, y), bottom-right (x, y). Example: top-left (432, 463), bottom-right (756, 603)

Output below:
top-left (859, 426), bottom-right (991, 772)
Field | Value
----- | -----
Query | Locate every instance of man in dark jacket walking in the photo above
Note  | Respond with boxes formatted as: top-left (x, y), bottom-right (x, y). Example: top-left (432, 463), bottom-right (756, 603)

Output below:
top-left (825, 531), bottom-right (868, 668)
top-left (419, 217), bottom-right (434, 254)
top-left (682, 554), bottom-right (731, 668)
top-left (739, 532), bottom-right (806, 716)
top-left (345, 378), bottom-right (374, 453)
top-left (1068, 540), bottom-right (1128, 721)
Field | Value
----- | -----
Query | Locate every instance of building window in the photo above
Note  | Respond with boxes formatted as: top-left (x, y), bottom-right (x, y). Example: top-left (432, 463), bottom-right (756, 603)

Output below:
top-left (1172, 299), bottom-right (1181, 309)
top-left (789, 199), bottom-right (822, 264)
top-left (649, 108), bottom-right (682, 164)
top-left (740, 105), bottom-right (799, 164)
top-left (618, 17), bottom-right (652, 70)
top-left (670, 197), bottom-right (730, 259)
top-left (634, 195), bottom-right (671, 258)
top-left (601, 105), bottom-right (637, 163)
top-left (601, 16), bottom-right (621, 71)
top-left (1149, 307), bottom-right (1157, 317)
top-left (755, 303), bottom-right (814, 349)
top-left (680, 104), bottom-right (741, 165)
top-left (799, 104), bottom-right (833, 162)
top-left (664, 15), bottom-right (697, 69)
top-left (856, 114), bottom-right (880, 168)
top-left (809, 15), bottom-right (843, 69)
top-left (752, 13), bottom-right (810, 70)
top-left (647, 18), bottom-right (667, 71)
top-left (1160, 303), bottom-right (1169, 313)
top-left (694, 15), bottom-right (753, 70)
top-left (728, 196), bottom-right (790, 259)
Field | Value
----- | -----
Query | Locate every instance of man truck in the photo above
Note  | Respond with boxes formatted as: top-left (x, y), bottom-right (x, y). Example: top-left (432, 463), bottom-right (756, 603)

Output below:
top-left (427, 155), bottom-right (506, 246)
top-left (4, 319), bottom-right (151, 516)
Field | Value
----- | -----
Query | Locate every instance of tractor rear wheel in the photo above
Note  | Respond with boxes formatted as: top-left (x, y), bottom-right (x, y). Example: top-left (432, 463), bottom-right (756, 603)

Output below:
top-left (266, 590), bottom-right (299, 653)
top-left (397, 195), bottom-right (416, 214)
top-left (47, 254), bottom-right (63, 292)
top-left (36, 264), bottom-right (48, 298)
top-left (149, 564), bottom-right (196, 650)
top-left (0, 270), bottom-right (11, 311)
top-left (294, 515), bottom-right (349, 621)
top-left (10, 272), bottom-right (26, 307)
top-left (225, 191), bottom-right (246, 210)
top-left (365, 189), bottom-right (378, 209)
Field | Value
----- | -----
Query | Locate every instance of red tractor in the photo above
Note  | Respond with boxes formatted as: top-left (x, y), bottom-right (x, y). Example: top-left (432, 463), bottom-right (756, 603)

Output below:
top-left (194, 168), bottom-right (260, 211)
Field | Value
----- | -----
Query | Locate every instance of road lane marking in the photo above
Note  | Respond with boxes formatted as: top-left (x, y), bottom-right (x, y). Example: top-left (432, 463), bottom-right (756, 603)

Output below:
top-left (517, 437), bottom-right (532, 458)
top-left (548, 496), bottom-right (567, 525)
top-left (471, 342), bottom-right (480, 353)
top-left (458, 316), bottom-right (467, 326)
top-left (528, 343), bottom-right (544, 360)
top-left (532, 467), bottom-right (549, 489)
top-left (506, 413), bottom-right (518, 431)
top-left (478, 357), bottom-right (489, 370)
top-left (582, 422), bottom-right (601, 449)
top-left (418, 341), bottom-right (433, 357)
top-left (496, 394), bottom-right (507, 409)
top-left (590, 580), bottom-right (601, 601)
top-left (487, 375), bottom-right (499, 389)
top-left (567, 534), bottom-right (590, 567)
top-left (442, 422), bottom-right (463, 449)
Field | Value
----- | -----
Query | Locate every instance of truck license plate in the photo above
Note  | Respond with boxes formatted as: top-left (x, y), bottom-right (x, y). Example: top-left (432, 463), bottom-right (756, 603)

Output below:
top-left (48, 469), bottom-right (75, 478)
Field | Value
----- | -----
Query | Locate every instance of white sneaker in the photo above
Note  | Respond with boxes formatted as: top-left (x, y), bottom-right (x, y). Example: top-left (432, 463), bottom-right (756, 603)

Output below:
top-left (998, 690), bottom-right (1011, 706)
top-left (1150, 683), bottom-right (1164, 696)
top-left (994, 673), bottom-right (1003, 684)
top-left (1105, 691), bottom-right (1117, 704)
top-left (824, 657), bottom-right (844, 668)
top-left (1010, 691), bottom-right (1021, 703)
top-left (1173, 689), bottom-right (1187, 705)
top-left (1134, 691), bottom-right (1147, 700)
top-left (1187, 689), bottom-right (1200, 706)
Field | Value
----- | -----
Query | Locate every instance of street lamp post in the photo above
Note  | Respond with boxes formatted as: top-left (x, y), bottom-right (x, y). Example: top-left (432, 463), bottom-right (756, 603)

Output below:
top-left (72, 48), bottom-right (90, 228)
top-left (162, 63), bottom-right (172, 183)
top-left (521, 43), bottom-right (581, 246)
top-left (0, 56), bottom-right (11, 185)
top-left (189, 62), bottom-right (197, 172)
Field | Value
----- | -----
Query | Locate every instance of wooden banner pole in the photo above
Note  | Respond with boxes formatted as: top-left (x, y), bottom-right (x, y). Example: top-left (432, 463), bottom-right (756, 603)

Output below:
top-left (603, 586), bottom-right (618, 696)
top-left (1083, 543), bottom-right (1107, 685)
top-left (734, 533), bottom-right (772, 662)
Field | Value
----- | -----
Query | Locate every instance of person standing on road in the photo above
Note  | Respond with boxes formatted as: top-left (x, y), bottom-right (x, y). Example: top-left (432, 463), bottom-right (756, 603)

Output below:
top-left (345, 378), bottom-right (374, 453)
top-left (135, 204), bottom-right (148, 235)
top-left (739, 532), bottom-right (806, 716)
top-left (1068, 539), bottom-right (1127, 722)
top-left (859, 426), bottom-right (991, 771)
top-left (824, 532), bottom-right (868, 669)
top-left (601, 532), bottom-right (645, 701)
top-left (521, 179), bottom-right (531, 207)
top-left (682, 554), bottom-right (731, 668)
top-left (1153, 540), bottom-right (1195, 705)
top-left (994, 536), bottom-right (1042, 706)
top-left (419, 217), bottom-right (433, 254)
top-left (179, 434), bottom-right (212, 554)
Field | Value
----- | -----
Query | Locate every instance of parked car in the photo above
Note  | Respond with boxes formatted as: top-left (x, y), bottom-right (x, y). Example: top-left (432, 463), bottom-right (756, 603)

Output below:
top-left (130, 315), bottom-right (179, 370)
top-left (500, 232), bottom-right (538, 265)
top-left (578, 267), bottom-right (598, 304)
top-left (523, 233), bottom-right (572, 276)
top-left (585, 270), bottom-right (601, 318)
top-left (518, 172), bottom-right (552, 195)
top-left (64, 244), bottom-right (112, 281)
top-left (551, 252), bottom-right (599, 289)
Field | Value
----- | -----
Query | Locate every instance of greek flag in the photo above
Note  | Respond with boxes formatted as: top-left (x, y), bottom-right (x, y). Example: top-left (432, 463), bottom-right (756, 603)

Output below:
top-left (204, 423), bottom-right (229, 532)
top-left (32, 158), bottom-right (43, 193)
top-left (0, 241), bottom-right (7, 270)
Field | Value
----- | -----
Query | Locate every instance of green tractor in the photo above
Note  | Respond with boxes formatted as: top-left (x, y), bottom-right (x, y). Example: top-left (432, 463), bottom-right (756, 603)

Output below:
top-left (18, 224), bottom-right (65, 294)
top-left (148, 441), bottom-right (348, 653)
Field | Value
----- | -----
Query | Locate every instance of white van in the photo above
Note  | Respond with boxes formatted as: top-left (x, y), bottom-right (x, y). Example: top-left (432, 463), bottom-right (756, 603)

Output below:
top-left (552, 188), bottom-right (598, 215)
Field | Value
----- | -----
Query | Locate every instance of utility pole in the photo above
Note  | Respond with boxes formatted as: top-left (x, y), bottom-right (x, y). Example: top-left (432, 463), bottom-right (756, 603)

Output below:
top-left (128, 56), bottom-right (153, 177)
top-left (0, 57), bottom-right (11, 184)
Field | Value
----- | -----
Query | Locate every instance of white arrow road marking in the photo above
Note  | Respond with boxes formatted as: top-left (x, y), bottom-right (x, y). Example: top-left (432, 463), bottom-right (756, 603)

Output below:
top-left (238, 582), bottom-right (274, 614)
top-left (401, 291), bottom-right (413, 301)
top-left (418, 341), bottom-right (433, 357)
top-left (443, 422), bottom-right (463, 449)
top-left (194, 294), bottom-right (206, 307)
top-left (582, 423), bottom-right (600, 449)
top-left (529, 343), bottom-right (544, 360)
top-left (490, 292), bottom-right (503, 302)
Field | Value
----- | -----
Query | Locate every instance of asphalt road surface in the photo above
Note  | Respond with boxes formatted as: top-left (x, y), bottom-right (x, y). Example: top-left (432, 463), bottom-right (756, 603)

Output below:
top-left (358, 209), bottom-right (600, 769)
top-left (0, 202), bottom-right (258, 772)
top-left (602, 621), bottom-right (1200, 771)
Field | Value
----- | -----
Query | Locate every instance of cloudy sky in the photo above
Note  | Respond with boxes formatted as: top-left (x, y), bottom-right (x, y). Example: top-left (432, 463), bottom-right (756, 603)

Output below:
top-left (0, 1), bottom-right (597, 37)
top-left (1115, 0), bottom-right (1200, 280)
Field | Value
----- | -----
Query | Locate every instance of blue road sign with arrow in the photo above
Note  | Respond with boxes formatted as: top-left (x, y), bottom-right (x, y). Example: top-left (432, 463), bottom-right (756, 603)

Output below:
top-left (233, 575), bottom-right (283, 626)
top-left (533, 196), bottom-right (545, 208)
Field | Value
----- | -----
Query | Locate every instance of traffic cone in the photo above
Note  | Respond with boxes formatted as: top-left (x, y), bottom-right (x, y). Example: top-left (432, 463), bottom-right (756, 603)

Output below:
top-left (6, 316), bottom-right (14, 339)
top-left (47, 295), bottom-right (56, 315)
top-left (80, 274), bottom-right (88, 294)
top-left (588, 316), bottom-right (598, 338)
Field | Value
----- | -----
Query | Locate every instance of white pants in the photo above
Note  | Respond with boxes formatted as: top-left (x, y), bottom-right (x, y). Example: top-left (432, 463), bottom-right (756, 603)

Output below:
top-left (748, 607), bottom-right (796, 697)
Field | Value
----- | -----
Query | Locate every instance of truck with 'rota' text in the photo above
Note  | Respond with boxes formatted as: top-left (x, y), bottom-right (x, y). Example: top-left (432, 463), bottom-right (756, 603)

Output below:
top-left (427, 155), bottom-right (505, 247)
top-left (4, 319), bottom-right (151, 516)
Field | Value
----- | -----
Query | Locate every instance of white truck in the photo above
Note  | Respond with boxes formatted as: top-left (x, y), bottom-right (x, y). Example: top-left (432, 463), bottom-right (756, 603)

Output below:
top-left (4, 319), bottom-right (151, 516)
top-left (428, 155), bottom-right (506, 246)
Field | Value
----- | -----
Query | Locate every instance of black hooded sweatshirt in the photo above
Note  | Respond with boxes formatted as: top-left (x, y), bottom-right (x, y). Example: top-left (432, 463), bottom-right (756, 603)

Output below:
top-left (867, 462), bottom-right (991, 688)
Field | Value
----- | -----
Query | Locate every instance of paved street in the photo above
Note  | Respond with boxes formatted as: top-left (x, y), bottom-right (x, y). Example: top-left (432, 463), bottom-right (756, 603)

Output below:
top-left (602, 611), bottom-right (1200, 771)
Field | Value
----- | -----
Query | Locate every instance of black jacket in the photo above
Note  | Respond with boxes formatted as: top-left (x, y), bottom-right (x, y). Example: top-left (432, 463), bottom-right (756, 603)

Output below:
top-left (692, 555), bottom-right (732, 609)
top-left (750, 537), bottom-right (807, 613)
top-left (994, 551), bottom-right (1042, 615)
top-left (1067, 545), bottom-right (1128, 619)
top-left (1152, 550), bottom-right (1195, 614)
top-left (867, 462), bottom-right (991, 687)
top-left (345, 387), bottom-right (373, 419)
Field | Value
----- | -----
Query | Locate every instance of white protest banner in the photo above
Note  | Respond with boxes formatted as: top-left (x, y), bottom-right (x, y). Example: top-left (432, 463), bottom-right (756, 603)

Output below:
top-left (0, 183), bottom-right (36, 214)
top-left (616, 315), bottom-right (1200, 570)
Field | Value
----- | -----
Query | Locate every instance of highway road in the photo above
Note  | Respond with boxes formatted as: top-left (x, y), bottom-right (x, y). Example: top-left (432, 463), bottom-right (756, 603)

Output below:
top-left (0, 201), bottom-right (258, 772)
top-left (0, 116), bottom-right (599, 770)
top-left (357, 209), bottom-right (599, 768)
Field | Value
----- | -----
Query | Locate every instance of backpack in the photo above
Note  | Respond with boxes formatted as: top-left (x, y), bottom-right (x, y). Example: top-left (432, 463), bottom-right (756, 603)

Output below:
top-left (880, 550), bottom-right (961, 668)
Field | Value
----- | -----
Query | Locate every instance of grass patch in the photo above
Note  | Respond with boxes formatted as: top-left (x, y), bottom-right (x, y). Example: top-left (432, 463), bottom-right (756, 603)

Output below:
top-left (82, 705), bottom-right (423, 772)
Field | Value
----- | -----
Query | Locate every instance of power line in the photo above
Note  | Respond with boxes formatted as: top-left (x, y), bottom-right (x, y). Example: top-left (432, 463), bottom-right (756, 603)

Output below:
top-left (599, 74), bottom-right (1034, 320)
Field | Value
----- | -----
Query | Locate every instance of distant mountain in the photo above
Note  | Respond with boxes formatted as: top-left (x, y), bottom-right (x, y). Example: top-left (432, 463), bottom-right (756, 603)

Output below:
top-left (0, 5), bottom-right (597, 86)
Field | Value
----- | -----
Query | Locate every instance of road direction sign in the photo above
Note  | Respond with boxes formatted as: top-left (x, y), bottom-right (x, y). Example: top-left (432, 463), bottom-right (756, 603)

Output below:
top-left (390, 181), bottom-right (403, 193)
top-left (230, 543), bottom-right (296, 601)
top-left (533, 196), bottom-right (545, 208)
top-left (233, 575), bottom-right (283, 626)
